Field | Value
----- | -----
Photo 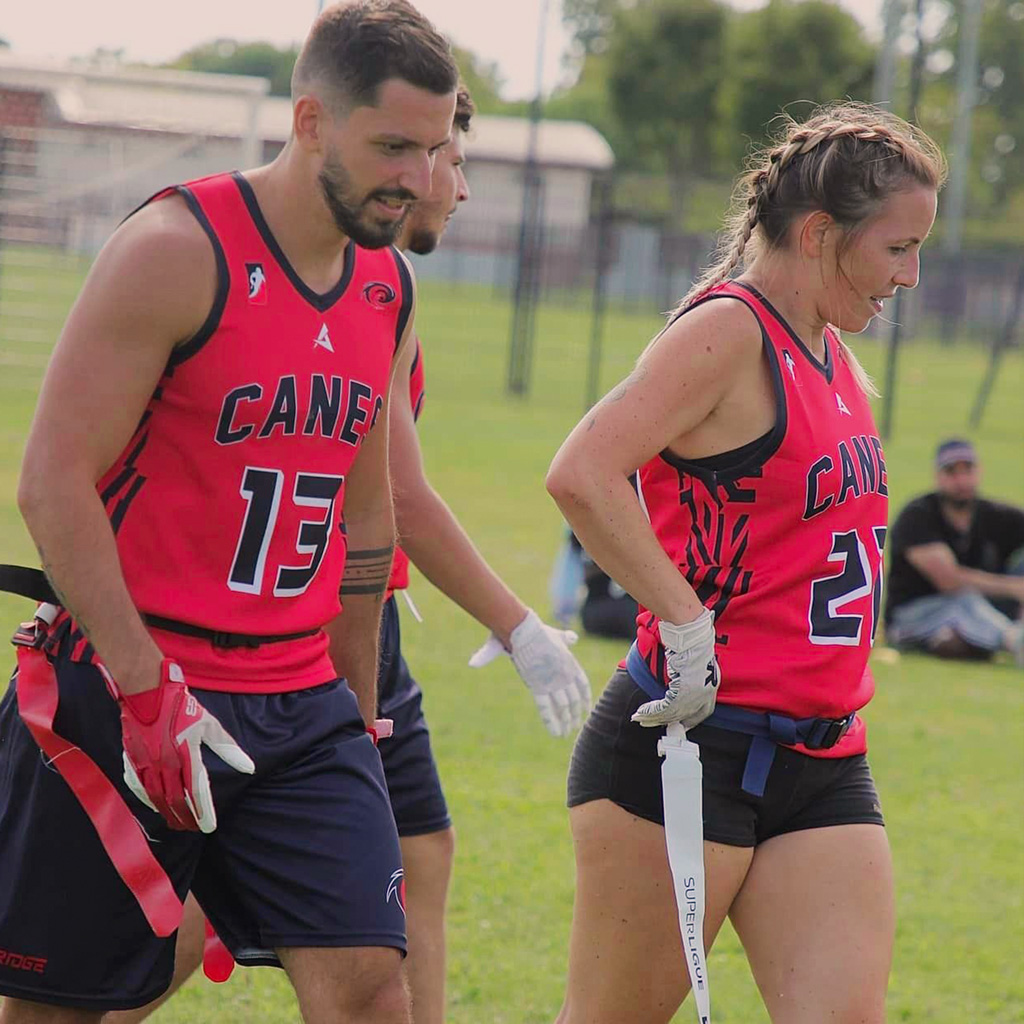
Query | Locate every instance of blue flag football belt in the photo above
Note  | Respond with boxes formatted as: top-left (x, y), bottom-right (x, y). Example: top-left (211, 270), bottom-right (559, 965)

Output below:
top-left (626, 641), bottom-right (856, 797)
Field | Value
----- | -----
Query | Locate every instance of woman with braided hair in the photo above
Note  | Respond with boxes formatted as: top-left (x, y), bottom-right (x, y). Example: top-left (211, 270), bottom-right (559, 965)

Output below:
top-left (546, 102), bottom-right (945, 1024)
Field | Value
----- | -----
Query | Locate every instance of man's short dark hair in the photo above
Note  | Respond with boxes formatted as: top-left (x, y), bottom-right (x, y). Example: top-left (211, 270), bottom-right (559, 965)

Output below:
top-left (454, 85), bottom-right (475, 134)
top-left (292, 0), bottom-right (459, 111)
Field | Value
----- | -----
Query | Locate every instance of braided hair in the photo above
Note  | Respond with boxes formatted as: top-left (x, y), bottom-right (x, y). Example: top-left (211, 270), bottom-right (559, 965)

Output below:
top-left (674, 102), bottom-right (945, 391)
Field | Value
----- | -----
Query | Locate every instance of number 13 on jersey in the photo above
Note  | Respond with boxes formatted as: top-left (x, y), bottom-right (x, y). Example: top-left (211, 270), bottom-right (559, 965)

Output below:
top-left (228, 466), bottom-right (344, 597)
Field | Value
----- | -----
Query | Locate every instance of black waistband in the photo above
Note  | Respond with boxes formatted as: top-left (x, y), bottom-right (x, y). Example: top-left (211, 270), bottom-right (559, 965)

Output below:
top-left (0, 565), bottom-right (320, 650)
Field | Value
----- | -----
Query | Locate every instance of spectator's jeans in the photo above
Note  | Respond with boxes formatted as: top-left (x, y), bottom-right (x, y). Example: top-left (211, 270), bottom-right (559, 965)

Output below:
top-left (888, 591), bottom-right (1013, 652)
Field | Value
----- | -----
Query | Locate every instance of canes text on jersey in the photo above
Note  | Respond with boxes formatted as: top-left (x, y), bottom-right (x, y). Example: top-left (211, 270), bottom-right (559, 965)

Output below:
top-left (803, 434), bottom-right (887, 521)
top-left (215, 374), bottom-right (383, 447)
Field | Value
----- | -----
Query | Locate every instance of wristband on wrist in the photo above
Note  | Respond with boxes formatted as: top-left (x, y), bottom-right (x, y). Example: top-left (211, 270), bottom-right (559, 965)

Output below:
top-left (366, 718), bottom-right (394, 745)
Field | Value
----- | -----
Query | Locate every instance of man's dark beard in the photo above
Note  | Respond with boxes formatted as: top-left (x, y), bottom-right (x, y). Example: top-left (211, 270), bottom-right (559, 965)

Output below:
top-left (404, 227), bottom-right (440, 255)
top-left (318, 155), bottom-right (413, 250)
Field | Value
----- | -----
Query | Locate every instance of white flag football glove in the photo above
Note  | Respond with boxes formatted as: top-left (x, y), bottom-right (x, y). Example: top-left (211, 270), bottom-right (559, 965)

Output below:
top-left (109, 659), bottom-right (255, 833)
top-left (469, 609), bottom-right (591, 737)
top-left (632, 608), bottom-right (720, 729)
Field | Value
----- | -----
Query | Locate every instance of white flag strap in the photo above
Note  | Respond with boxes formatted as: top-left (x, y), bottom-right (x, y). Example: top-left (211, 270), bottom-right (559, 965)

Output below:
top-left (401, 588), bottom-right (424, 623)
top-left (659, 722), bottom-right (711, 1024)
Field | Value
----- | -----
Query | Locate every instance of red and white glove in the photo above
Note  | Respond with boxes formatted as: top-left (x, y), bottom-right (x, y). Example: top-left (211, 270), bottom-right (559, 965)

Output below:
top-left (108, 659), bottom-right (255, 833)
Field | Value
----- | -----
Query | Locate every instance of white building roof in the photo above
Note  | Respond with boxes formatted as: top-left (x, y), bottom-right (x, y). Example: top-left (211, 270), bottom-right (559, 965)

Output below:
top-left (469, 114), bottom-right (614, 171)
top-left (0, 53), bottom-right (268, 137)
top-left (0, 55), bottom-right (613, 171)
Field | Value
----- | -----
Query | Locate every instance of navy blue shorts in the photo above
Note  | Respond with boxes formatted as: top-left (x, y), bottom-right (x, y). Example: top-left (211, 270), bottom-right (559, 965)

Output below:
top-left (377, 596), bottom-right (451, 837)
top-left (568, 669), bottom-right (884, 847)
top-left (0, 639), bottom-right (406, 1011)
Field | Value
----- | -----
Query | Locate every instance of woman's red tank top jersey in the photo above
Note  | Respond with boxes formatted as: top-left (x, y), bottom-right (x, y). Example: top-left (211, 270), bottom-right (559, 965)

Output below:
top-left (96, 172), bottom-right (412, 693)
top-left (633, 281), bottom-right (889, 758)
top-left (385, 337), bottom-right (426, 596)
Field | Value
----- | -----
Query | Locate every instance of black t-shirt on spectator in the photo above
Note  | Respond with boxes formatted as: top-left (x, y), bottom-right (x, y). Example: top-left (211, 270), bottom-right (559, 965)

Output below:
top-left (885, 492), bottom-right (1024, 623)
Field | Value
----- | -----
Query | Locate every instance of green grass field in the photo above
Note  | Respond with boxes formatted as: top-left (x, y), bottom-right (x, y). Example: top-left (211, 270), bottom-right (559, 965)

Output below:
top-left (1, 252), bottom-right (1022, 1023)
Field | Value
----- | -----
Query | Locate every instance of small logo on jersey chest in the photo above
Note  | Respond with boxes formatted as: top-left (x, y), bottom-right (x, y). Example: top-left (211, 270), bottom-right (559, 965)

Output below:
top-left (835, 392), bottom-right (851, 416)
top-left (362, 282), bottom-right (397, 310)
top-left (246, 263), bottom-right (267, 304)
top-left (783, 349), bottom-right (796, 380)
top-left (314, 323), bottom-right (334, 352)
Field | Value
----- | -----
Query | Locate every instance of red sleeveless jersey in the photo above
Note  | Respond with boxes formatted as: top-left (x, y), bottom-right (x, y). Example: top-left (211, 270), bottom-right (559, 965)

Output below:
top-left (386, 336), bottom-right (425, 595)
top-left (97, 172), bottom-right (412, 692)
top-left (634, 282), bottom-right (888, 757)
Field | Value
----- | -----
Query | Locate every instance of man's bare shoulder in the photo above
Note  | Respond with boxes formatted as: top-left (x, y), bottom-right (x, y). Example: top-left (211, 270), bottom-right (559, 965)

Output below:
top-left (83, 193), bottom-right (219, 346)
top-left (108, 193), bottom-right (213, 274)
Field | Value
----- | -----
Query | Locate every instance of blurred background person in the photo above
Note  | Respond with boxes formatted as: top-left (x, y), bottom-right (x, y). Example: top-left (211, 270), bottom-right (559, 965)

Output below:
top-left (886, 437), bottom-right (1024, 664)
top-left (580, 543), bottom-right (639, 642)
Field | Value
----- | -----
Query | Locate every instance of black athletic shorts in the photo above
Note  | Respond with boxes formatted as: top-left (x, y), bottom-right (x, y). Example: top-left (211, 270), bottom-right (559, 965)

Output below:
top-left (377, 596), bottom-right (451, 837)
top-left (0, 638), bottom-right (406, 1011)
top-left (568, 669), bottom-right (885, 847)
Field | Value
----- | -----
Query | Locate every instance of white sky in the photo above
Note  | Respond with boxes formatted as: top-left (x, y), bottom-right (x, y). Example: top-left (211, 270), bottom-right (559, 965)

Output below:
top-left (2, 0), bottom-right (884, 100)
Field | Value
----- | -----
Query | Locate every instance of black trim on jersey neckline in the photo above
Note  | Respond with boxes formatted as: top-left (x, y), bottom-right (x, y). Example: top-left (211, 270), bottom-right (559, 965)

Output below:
top-left (658, 291), bottom-right (788, 482)
top-left (391, 247), bottom-right (415, 353)
top-left (731, 281), bottom-right (834, 384)
top-left (232, 171), bottom-right (356, 312)
top-left (167, 185), bottom-right (231, 368)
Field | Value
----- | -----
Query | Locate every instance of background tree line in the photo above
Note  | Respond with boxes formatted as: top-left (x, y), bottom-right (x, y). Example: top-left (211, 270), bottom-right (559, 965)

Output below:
top-left (164, 0), bottom-right (1024, 245)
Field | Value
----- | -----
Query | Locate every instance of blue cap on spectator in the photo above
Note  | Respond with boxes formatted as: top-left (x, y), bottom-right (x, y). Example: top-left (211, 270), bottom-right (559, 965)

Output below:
top-left (935, 438), bottom-right (978, 469)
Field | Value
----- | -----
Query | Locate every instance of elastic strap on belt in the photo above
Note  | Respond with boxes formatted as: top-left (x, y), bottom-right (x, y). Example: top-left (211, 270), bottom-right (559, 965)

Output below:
top-left (0, 565), bottom-right (319, 649)
top-left (13, 640), bottom-right (183, 937)
top-left (625, 640), bottom-right (856, 798)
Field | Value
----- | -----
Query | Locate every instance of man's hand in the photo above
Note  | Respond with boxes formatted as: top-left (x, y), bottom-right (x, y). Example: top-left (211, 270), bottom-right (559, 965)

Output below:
top-left (110, 660), bottom-right (255, 832)
top-left (470, 609), bottom-right (591, 737)
top-left (632, 608), bottom-right (719, 729)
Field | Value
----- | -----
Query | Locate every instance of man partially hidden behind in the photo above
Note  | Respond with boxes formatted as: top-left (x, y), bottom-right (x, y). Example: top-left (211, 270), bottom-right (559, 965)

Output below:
top-left (0, 3), bottom-right (459, 1021)
top-left (885, 438), bottom-right (1024, 665)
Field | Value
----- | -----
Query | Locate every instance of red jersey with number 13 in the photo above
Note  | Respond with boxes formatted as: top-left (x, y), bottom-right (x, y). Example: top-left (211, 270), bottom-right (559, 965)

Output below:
top-left (97, 171), bottom-right (411, 692)
top-left (634, 281), bottom-right (888, 758)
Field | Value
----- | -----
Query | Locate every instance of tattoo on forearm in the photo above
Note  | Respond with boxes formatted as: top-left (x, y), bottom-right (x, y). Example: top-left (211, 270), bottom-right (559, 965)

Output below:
top-left (340, 545), bottom-right (395, 597)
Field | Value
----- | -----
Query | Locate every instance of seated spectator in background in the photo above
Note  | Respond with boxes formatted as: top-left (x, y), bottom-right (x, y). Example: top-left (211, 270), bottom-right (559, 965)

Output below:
top-left (580, 547), bottom-right (639, 641)
top-left (550, 472), bottom-right (641, 641)
top-left (886, 438), bottom-right (1024, 665)
top-left (550, 532), bottom-right (638, 641)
